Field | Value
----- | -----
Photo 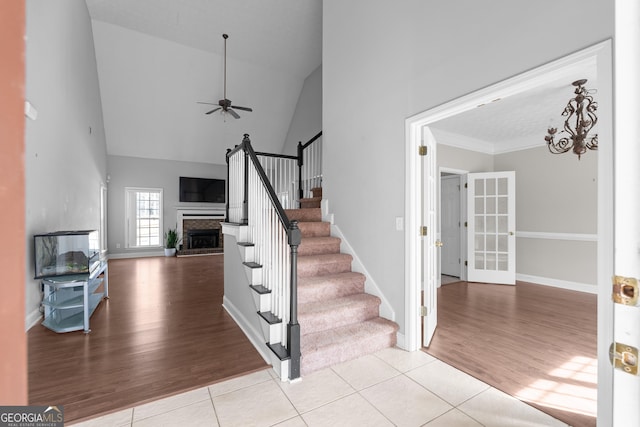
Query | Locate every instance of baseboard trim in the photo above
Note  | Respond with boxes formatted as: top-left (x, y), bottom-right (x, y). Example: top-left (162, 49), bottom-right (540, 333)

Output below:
top-left (107, 251), bottom-right (163, 259)
top-left (395, 332), bottom-right (406, 350)
top-left (26, 308), bottom-right (42, 331)
top-left (222, 296), bottom-right (271, 365)
top-left (516, 273), bottom-right (597, 294)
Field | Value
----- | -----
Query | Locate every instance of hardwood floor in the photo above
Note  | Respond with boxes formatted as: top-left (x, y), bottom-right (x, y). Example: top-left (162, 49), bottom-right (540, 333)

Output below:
top-left (424, 280), bottom-right (597, 427)
top-left (28, 255), bottom-right (268, 423)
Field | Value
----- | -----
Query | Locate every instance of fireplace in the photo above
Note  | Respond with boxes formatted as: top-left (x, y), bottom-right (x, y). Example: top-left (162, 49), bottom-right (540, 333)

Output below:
top-left (176, 208), bottom-right (225, 255)
top-left (186, 229), bottom-right (220, 249)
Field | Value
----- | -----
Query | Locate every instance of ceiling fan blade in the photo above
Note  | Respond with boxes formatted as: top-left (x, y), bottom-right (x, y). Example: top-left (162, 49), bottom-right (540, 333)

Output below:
top-left (206, 107), bottom-right (222, 115)
top-left (232, 106), bottom-right (253, 112)
top-left (197, 102), bottom-right (218, 105)
top-left (228, 109), bottom-right (240, 119)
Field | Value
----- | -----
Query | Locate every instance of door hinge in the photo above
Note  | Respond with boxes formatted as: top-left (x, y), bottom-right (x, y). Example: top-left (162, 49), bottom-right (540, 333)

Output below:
top-left (464, 183), bottom-right (468, 188)
top-left (420, 306), bottom-right (429, 316)
top-left (464, 221), bottom-right (468, 227)
top-left (418, 145), bottom-right (428, 156)
top-left (610, 342), bottom-right (638, 375)
top-left (420, 226), bottom-right (428, 236)
top-left (613, 275), bottom-right (638, 306)
top-left (464, 260), bottom-right (468, 266)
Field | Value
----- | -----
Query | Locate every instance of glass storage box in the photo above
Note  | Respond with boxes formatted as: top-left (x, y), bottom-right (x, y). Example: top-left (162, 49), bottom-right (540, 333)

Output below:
top-left (34, 230), bottom-right (100, 279)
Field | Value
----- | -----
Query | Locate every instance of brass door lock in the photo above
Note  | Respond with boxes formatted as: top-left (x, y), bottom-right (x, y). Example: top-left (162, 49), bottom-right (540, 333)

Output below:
top-left (612, 275), bottom-right (638, 306)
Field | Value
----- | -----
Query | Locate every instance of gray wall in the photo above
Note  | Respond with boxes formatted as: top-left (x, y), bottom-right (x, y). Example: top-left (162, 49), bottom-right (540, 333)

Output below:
top-left (24, 0), bottom-right (108, 328)
top-left (281, 65), bottom-right (323, 156)
top-left (435, 142), bottom-right (598, 289)
top-left (107, 155), bottom-right (227, 256)
top-left (495, 146), bottom-right (598, 287)
top-left (323, 0), bottom-right (613, 335)
top-left (436, 143), bottom-right (494, 173)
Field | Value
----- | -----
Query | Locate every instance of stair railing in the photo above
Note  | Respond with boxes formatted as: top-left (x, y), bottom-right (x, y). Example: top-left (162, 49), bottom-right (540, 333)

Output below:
top-left (253, 152), bottom-right (298, 210)
top-left (297, 131), bottom-right (322, 201)
top-left (236, 131), bottom-right (322, 211)
top-left (226, 134), bottom-right (302, 380)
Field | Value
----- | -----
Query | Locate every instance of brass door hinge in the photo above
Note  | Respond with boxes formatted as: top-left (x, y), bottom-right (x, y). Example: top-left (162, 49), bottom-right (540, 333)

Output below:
top-left (420, 306), bottom-right (429, 316)
top-left (418, 145), bottom-right (427, 156)
top-left (420, 226), bottom-right (428, 236)
top-left (610, 343), bottom-right (638, 375)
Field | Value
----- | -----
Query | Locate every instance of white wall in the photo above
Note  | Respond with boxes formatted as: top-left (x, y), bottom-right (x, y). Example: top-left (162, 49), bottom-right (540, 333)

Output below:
top-left (281, 65), bottom-right (323, 155)
top-left (107, 155), bottom-right (227, 257)
top-left (323, 0), bottom-right (613, 334)
top-left (24, 0), bottom-right (108, 328)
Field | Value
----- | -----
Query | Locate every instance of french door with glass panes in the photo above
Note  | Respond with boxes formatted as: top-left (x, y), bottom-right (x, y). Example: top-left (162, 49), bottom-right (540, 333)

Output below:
top-left (466, 172), bottom-right (516, 285)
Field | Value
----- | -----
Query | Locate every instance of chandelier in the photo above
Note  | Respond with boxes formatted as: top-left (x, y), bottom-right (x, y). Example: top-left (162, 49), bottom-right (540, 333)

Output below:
top-left (545, 79), bottom-right (598, 159)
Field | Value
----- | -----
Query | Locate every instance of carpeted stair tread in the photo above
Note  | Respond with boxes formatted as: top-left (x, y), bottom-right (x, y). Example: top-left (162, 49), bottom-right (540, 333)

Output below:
top-left (311, 187), bottom-right (323, 198)
top-left (300, 318), bottom-right (399, 375)
top-left (298, 272), bottom-right (366, 304)
top-left (298, 253), bottom-right (353, 277)
top-left (300, 197), bottom-right (322, 209)
top-left (242, 185), bottom-right (400, 376)
top-left (297, 221), bottom-right (330, 237)
top-left (285, 208), bottom-right (321, 222)
top-left (298, 294), bottom-right (381, 336)
top-left (298, 236), bottom-right (341, 256)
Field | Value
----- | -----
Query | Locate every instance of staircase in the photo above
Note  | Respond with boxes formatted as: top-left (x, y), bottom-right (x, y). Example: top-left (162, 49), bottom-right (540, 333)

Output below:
top-left (286, 188), bottom-right (399, 375)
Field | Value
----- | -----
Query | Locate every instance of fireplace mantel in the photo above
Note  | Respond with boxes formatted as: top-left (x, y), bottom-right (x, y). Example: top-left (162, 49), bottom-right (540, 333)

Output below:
top-left (176, 207), bottom-right (225, 242)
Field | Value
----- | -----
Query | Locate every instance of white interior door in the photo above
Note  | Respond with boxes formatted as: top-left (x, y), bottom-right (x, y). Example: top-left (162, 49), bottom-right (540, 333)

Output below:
top-left (441, 175), bottom-right (461, 277)
top-left (422, 128), bottom-right (438, 347)
top-left (467, 171), bottom-right (516, 285)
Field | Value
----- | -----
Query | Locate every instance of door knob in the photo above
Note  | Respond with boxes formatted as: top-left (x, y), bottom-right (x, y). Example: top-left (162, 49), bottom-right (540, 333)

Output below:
top-left (435, 240), bottom-right (444, 247)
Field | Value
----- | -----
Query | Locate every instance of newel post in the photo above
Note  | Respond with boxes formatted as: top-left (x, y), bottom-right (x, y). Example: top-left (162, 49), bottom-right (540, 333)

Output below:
top-left (241, 134), bottom-right (250, 225)
top-left (287, 220), bottom-right (302, 380)
top-left (297, 141), bottom-right (304, 202)
top-left (225, 148), bottom-right (231, 222)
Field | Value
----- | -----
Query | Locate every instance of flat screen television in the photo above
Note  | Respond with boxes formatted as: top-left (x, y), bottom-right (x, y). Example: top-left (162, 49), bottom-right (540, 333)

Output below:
top-left (179, 177), bottom-right (225, 203)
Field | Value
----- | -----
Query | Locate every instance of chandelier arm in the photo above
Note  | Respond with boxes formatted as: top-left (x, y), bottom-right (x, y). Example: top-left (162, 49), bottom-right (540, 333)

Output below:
top-left (547, 136), bottom-right (573, 154)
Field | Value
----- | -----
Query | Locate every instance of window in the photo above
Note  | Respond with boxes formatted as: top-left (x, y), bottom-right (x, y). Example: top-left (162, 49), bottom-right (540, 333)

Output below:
top-left (125, 187), bottom-right (163, 248)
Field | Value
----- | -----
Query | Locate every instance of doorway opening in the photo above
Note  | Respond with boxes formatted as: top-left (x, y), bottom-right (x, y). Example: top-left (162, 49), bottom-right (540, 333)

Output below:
top-left (438, 170), bottom-right (466, 285)
top-left (404, 40), bottom-right (613, 425)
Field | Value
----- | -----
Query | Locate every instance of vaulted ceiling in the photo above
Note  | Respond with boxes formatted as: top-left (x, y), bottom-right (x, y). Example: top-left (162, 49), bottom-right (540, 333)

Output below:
top-left (85, 0), bottom-right (600, 163)
top-left (85, 0), bottom-right (322, 165)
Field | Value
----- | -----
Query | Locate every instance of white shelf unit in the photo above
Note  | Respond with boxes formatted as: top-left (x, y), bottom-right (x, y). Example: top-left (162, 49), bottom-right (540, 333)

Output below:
top-left (41, 261), bottom-right (108, 333)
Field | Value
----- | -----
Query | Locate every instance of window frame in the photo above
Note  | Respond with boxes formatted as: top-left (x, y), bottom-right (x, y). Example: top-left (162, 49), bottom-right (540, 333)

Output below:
top-left (124, 187), bottom-right (164, 249)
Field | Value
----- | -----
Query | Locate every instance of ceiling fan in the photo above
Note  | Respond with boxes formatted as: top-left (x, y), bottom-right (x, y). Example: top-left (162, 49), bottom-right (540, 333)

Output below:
top-left (198, 34), bottom-right (253, 119)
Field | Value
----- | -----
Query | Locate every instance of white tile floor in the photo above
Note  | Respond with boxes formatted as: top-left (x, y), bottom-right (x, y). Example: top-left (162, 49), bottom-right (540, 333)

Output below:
top-left (70, 347), bottom-right (567, 427)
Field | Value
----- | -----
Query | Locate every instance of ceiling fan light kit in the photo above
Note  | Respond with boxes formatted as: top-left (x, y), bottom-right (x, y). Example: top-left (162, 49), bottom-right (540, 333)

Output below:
top-left (197, 33), bottom-right (253, 120)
